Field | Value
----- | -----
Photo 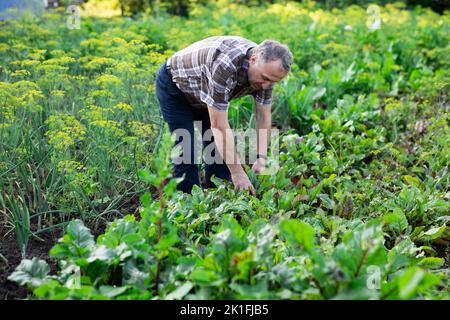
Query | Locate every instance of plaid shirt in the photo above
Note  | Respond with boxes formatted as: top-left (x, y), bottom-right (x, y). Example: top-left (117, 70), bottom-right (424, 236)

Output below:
top-left (168, 36), bottom-right (273, 111)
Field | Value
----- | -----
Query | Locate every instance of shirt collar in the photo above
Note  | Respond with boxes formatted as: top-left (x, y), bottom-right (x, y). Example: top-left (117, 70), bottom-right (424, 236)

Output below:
top-left (237, 47), bottom-right (254, 87)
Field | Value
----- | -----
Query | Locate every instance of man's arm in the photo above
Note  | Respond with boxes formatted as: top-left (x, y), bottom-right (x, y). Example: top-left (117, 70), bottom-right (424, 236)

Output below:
top-left (207, 106), bottom-right (255, 195)
top-left (253, 101), bottom-right (272, 173)
top-left (255, 101), bottom-right (272, 157)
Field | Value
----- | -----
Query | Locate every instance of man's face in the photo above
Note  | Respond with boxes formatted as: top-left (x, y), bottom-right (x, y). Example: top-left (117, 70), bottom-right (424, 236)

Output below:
top-left (247, 54), bottom-right (288, 91)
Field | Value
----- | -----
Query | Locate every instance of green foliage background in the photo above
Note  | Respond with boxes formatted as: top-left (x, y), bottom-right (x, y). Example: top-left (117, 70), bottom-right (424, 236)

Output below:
top-left (1, 1), bottom-right (449, 300)
top-left (98, 0), bottom-right (450, 16)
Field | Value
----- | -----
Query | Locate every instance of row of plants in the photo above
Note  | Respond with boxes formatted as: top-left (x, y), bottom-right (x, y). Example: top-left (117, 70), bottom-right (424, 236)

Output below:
top-left (9, 89), bottom-right (449, 298)
top-left (0, 10), bottom-right (170, 256)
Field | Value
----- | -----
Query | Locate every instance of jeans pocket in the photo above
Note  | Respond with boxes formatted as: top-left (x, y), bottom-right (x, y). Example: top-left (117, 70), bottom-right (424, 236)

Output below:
top-left (157, 69), bottom-right (181, 97)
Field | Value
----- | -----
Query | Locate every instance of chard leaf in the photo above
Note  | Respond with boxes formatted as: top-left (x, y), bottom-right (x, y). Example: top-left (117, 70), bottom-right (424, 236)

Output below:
top-left (278, 219), bottom-right (315, 253)
top-left (230, 281), bottom-right (270, 299)
top-left (312, 86), bottom-right (326, 101)
top-left (416, 225), bottom-right (447, 242)
top-left (189, 269), bottom-right (222, 286)
top-left (50, 219), bottom-right (95, 259)
top-left (397, 267), bottom-right (441, 299)
top-left (8, 257), bottom-right (50, 288)
top-left (333, 225), bottom-right (387, 278)
top-left (165, 282), bottom-right (194, 300)
top-left (383, 208), bottom-right (408, 234)
top-left (417, 257), bottom-right (445, 269)
top-left (98, 216), bottom-right (140, 248)
top-left (123, 260), bottom-right (151, 290)
top-left (99, 285), bottom-right (129, 298)
top-left (87, 245), bottom-right (117, 263)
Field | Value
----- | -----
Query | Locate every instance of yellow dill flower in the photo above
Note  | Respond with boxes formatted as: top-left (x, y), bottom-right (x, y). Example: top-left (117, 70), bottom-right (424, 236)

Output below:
top-left (45, 40), bottom-right (59, 48)
top-left (89, 89), bottom-right (115, 100)
top-left (317, 33), bottom-right (329, 41)
top-left (324, 42), bottom-right (350, 52)
top-left (47, 131), bottom-right (75, 149)
top-left (10, 59), bottom-right (41, 69)
top-left (57, 160), bottom-right (85, 175)
top-left (43, 56), bottom-right (76, 65)
top-left (51, 90), bottom-right (65, 98)
top-left (50, 49), bottom-right (66, 57)
top-left (36, 64), bottom-right (69, 74)
top-left (90, 119), bottom-right (125, 137)
top-left (0, 30), bottom-right (13, 40)
top-left (28, 49), bottom-right (47, 61)
top-left (58, 56), bottom-right (77, 64)
top-left (71, 75), bottom-right (88, 82)
top-left (83, 57), bottom-right (118, 70)
top-left (309, 11), bottom-right (321, 23)
top-left (121, 31), bottom-right (146, 42)
top-left (114, 62), bottom-right (137, 75)
top-left (321, 59), bottom-right (333, 67)
top-left (366, 61), bottom-right (381, 70)
top-left (164, 49), bottom-right (176, 59)
top-left (266, 2), bottom-right (307, 18)
top-left (0, 107), bottom-right (14, 121)
top-left (122, 136), bottom-right (138, 144)
top-left (362, 44), bottom-right (373, 52)
top-left (384, 98), bottom-right (402, 113)
top-left (11, 70), bottom-right (31, 77)
top-left (129, 39), bottom-right (144, 46)
top-left (127, 121), bottom-right (155, 138)
top-left (11, 43), bottom-right (28, 52)
top-left (130, 84), bottom-right (146, 93)
top-left (80, 105), bottom-right (114, 121)
top-left (80, 38), bottom-right (105, 50)
top-left (95, 74), bottom-right (122, 88)
top-left (70, 48), bottom-right (82, 57)
top-left (298, 70), bottom-right (309, 78)
top-left (45, 114), bottom-right (86, 149)
top-left (12, 80), bottom-right (40, 96)
top-left (0, 82), bottom-right (22, 109)
top-left (24, 103), bottom-right (43, 113)
top-left (89, 119), bottom-right (108, 128)
top-left (112, 37), bottom-right (127, 46)
top-left (22, 89), bottom-right (44, 113)
top-left (9, 60), bottom-right (22, 67)
top-left (25, 89), bottom-right (45, 100)
top-left (146, 51), bottom-right (166, 65)
top-left (0, 43), bottom-right (10, 53)
top-left (115, 102), bottom-right (133, 113)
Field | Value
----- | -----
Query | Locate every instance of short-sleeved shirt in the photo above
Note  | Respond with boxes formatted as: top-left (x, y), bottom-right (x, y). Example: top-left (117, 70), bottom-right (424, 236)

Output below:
top-left (168, 36), bottom-right (273, 112)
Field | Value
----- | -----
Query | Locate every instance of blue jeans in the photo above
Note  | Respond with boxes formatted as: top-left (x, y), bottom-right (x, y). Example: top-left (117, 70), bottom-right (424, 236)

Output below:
top-left (155, 61), bottom-right (231, 194)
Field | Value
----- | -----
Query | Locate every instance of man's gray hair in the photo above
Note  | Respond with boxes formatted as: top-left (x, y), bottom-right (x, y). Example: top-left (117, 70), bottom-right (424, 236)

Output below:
top-left (252, 39), bottom-right (293, 72)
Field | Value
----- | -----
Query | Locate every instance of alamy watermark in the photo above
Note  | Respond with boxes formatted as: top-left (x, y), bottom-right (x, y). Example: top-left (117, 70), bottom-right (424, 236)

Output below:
top-left (66, 4), bottom-right (80, 29)
top-left (366, 265), bottom-right (381, 290)
top-left (367, 4), bottom-right (381, 31)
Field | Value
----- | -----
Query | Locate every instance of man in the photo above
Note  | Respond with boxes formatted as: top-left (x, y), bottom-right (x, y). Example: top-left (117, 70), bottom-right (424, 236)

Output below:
top-left (155, 36), bottom-right (292, 195)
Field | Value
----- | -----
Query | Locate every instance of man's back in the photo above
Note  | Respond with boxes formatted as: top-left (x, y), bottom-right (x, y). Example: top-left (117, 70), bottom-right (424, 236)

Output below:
top-left (169, 36), bottom-right (271, 111)
top-left (170, 35), bottom-right (256, 71)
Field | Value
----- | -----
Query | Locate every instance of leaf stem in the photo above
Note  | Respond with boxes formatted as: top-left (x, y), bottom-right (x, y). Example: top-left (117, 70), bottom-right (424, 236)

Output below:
top-left (154, 183), bottom-right (165, 296)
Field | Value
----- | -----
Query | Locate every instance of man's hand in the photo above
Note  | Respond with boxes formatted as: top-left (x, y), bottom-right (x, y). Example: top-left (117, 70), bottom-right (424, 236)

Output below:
top-left (231, 171), bottom-right (256, 196)
top-left (251, 157), bottom-right (266, 174)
